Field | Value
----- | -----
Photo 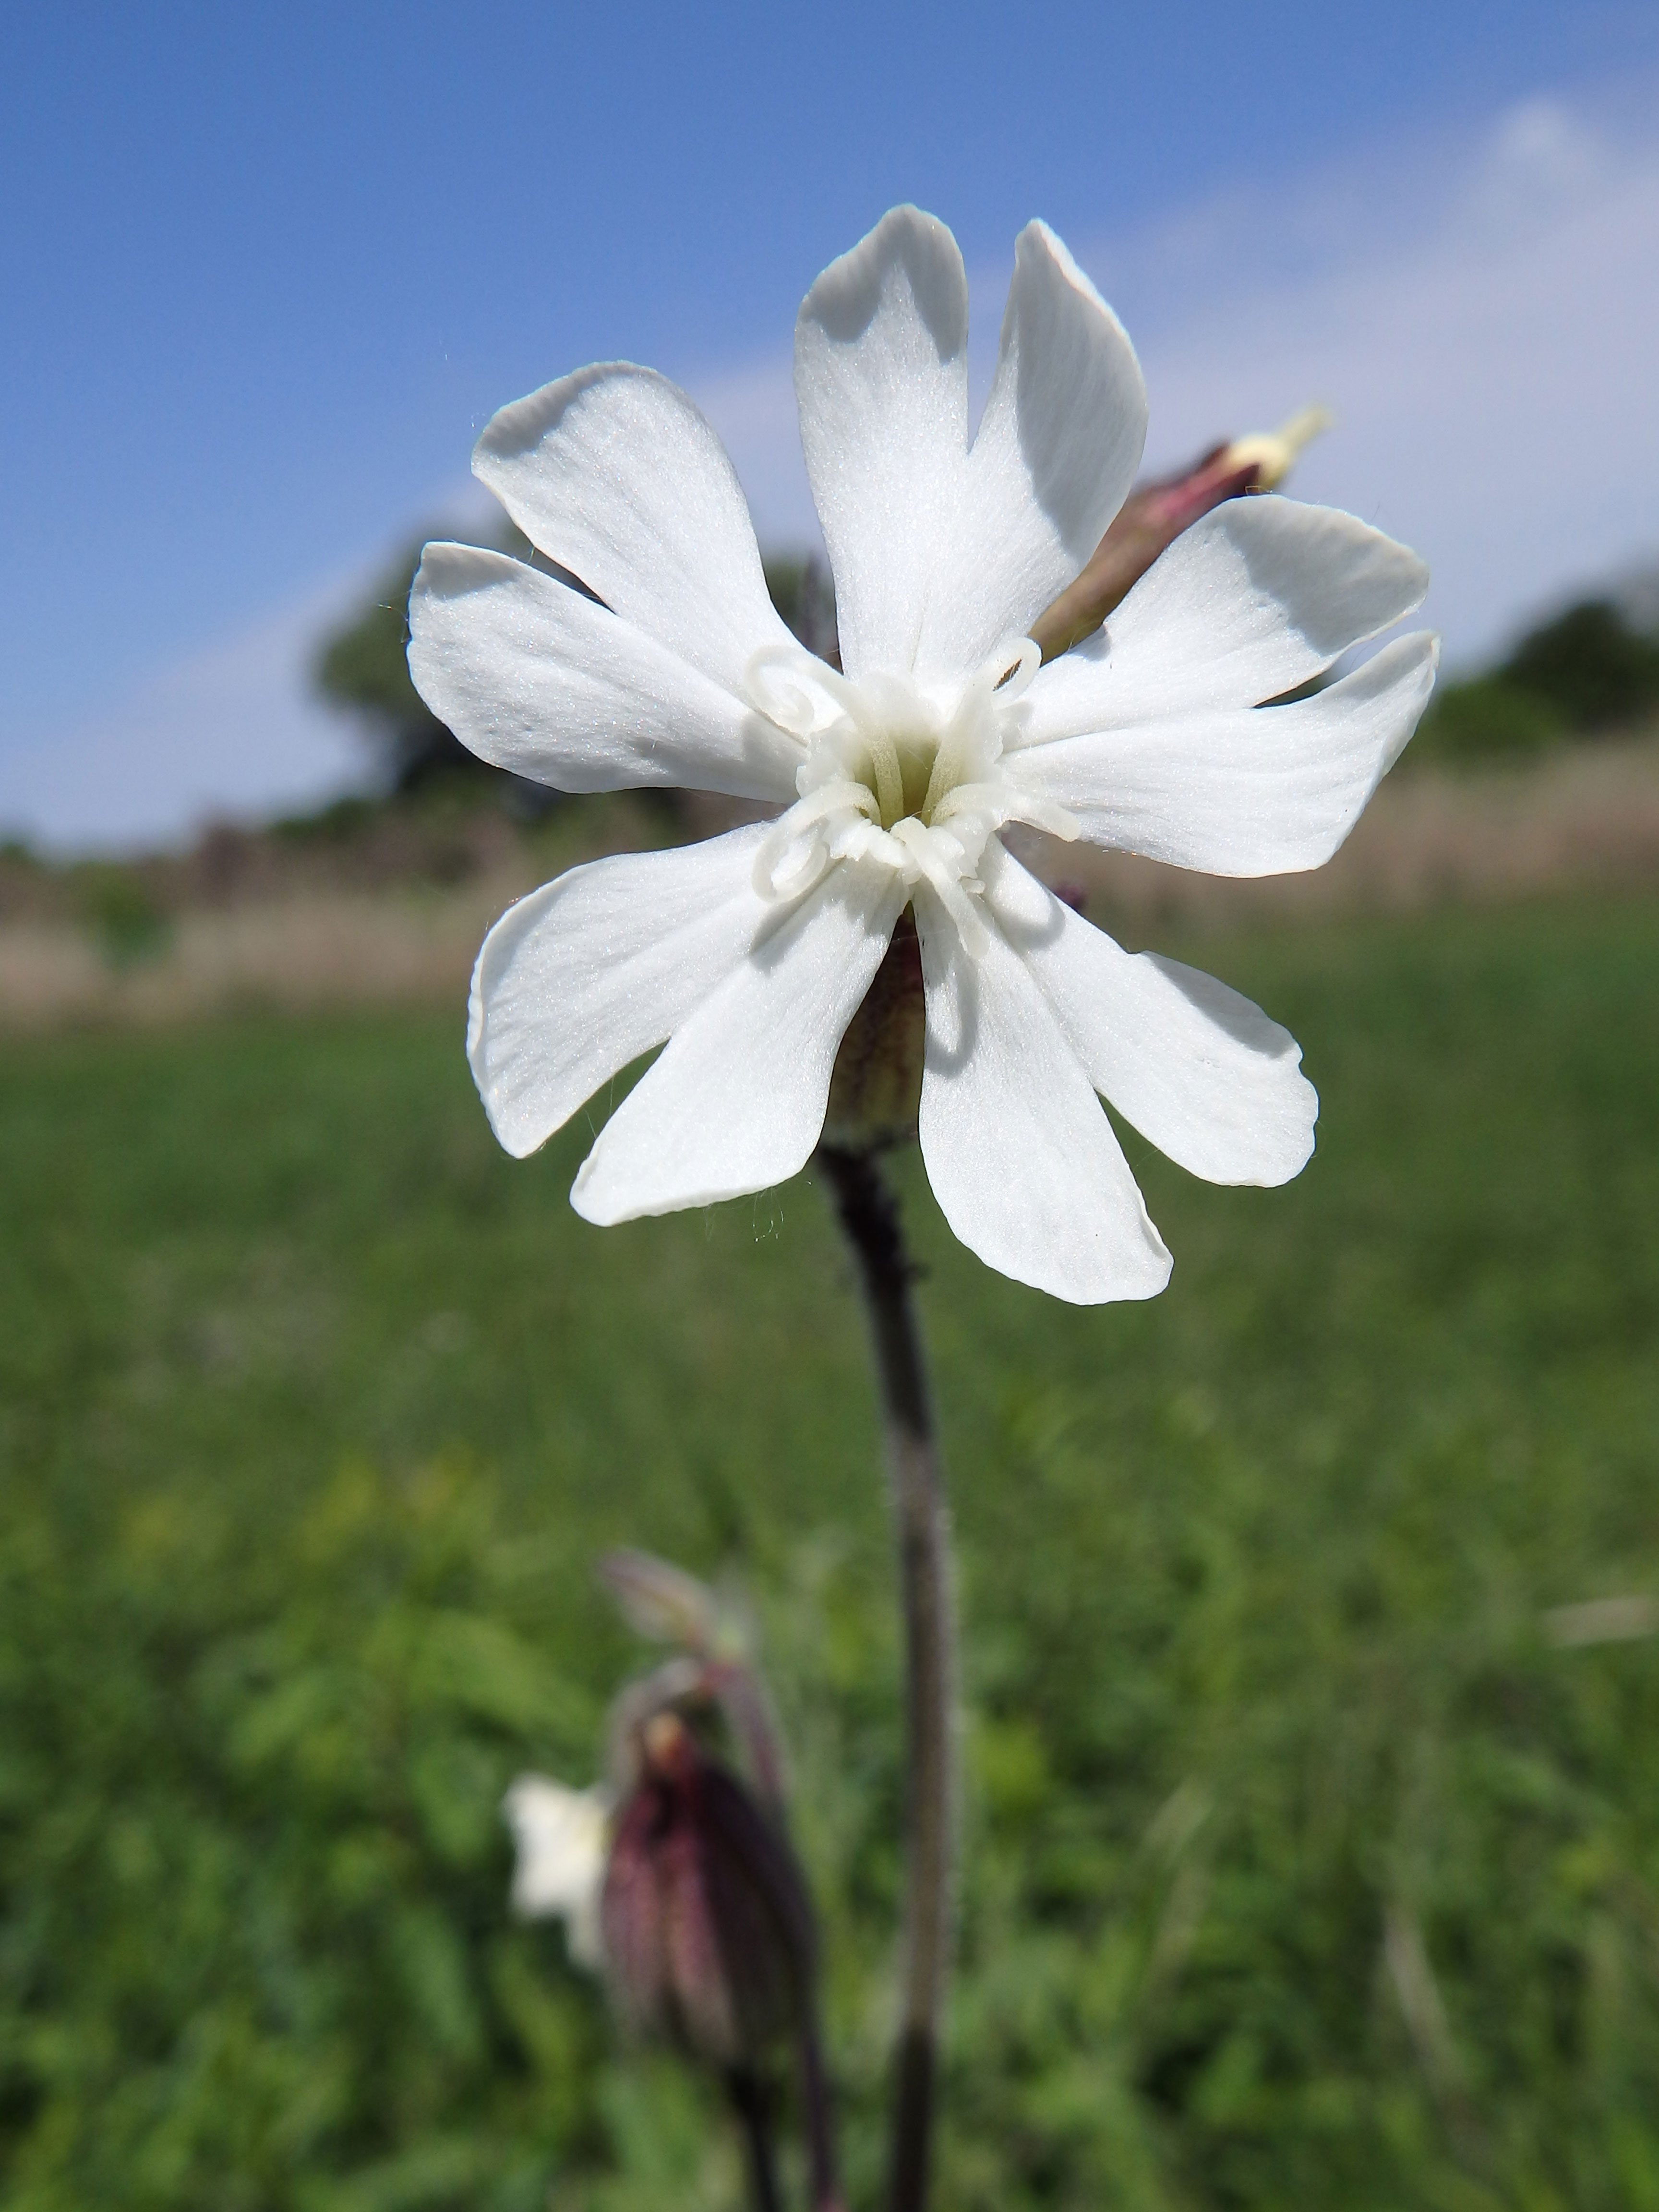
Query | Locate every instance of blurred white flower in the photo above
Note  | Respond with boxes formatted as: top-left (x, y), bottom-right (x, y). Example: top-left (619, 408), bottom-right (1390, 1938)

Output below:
top-left (410, 206), bottom-right (1436, 1304)
top-left (503, 1774), bottom-right (610, 1971)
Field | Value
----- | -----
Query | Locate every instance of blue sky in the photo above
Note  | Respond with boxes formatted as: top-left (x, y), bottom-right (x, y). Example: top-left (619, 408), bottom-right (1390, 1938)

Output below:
top-left (5, 0), bottom-right (1659, 847)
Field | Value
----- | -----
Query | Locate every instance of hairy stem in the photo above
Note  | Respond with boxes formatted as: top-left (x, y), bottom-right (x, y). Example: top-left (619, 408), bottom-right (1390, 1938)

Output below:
top-left (817, 1143), bottom-right (954, 2212)
top-left (799, 2006), bottom-right (847, 2212)
top-left (725, 2068), bottom-right (783, 2212)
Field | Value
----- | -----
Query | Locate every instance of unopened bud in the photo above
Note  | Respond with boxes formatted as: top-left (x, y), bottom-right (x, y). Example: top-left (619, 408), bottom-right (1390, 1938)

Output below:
top-left (601, 1710), bottom-right (817, 2068)
top-left (1030, 404), bottom-right (1333, 661)
top-left (1217, 404), bottom-right (1332, 490)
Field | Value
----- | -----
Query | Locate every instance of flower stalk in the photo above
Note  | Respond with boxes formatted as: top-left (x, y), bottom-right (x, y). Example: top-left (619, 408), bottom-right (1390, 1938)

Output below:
top-left (817, 1142), bottom-right (954, 2212)
top-left (725, 2067), bottom-right (784, 2212)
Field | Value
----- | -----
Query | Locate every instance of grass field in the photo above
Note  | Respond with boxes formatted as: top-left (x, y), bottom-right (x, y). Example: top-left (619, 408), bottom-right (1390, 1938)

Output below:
top-left (3, 892), bottom-right (1659, 2210)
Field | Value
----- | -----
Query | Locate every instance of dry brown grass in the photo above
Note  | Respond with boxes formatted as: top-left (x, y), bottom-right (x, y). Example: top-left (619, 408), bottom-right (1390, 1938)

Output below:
top-left (0, 877), bottom-right (536, 1030)
top-left (4, 740), bottom-right (1656, 1029)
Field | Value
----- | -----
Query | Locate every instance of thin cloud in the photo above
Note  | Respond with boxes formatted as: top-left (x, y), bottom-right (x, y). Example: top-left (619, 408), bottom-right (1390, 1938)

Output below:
top-left (8, 84), bottom-right (1656, 849)
top-left (699, 83), bottom-right (1659, 658)
top-left (2, 578), bottom-right (366, 854)
top-left (1127, 89), bottom-right (1659, 655)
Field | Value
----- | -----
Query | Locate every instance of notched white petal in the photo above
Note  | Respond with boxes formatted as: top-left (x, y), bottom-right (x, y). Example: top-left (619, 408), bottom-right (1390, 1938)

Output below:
top-left (798, 202), bottom-right (969, 359)
top-left (1022, 496), bottom-right (1430, 737)
top-left (913, 882), bottom-right (1171, 1306)
top-left (472, 362), bottom-right (796, 693)
top-left (1009, 630), bottom-right (1440, 877)
top-left (571, 857), bottom-right (906, 1224)
top-left (794, 205), bottom-right (971, 679)
top-left (469, 826), bottom-right (775, 1158)
top-left (409, 543), bottom-right (801, 803)
top-left (919, 220), bottom-right (1147, 677)
top-left (981, 844), bottom-right (1317, 1187)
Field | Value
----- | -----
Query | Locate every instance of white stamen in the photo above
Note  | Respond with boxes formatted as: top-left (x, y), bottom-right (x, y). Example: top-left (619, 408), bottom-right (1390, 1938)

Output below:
top-left (892, 819), bottom-right (991, 957)
top-left (741, 642), bottom-right (1055, 961)
top-left (744, 646), bottom-right (856, 739)
top-left (752, 778), bottom-right (878, 901)
top-left (976, 635), bottom-right (1041, 700)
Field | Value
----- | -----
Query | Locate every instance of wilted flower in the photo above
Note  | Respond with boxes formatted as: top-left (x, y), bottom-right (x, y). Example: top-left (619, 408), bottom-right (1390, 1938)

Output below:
top-left (602, 1708), bottom-right (817, 2069)
top-left (410, 206), bottom-right (1436, 1303)
top-left (502, 1774), bottom-right (609, 1970)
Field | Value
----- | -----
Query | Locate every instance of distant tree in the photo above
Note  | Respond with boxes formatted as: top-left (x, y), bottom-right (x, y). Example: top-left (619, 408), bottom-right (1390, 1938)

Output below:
top-left (1410, 676), bottom-right (1567, 763)
top-left (313, 541), bottom-right (484, 793)
top-left (1503, 599), bottom-right (1659, 731)
top-left (1413, 594), bottom-right (1659, 766)
top-left (762, 554), bottom-right (838, 662)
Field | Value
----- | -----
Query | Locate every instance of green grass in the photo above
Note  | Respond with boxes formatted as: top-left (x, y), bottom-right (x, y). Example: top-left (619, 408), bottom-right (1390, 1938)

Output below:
top-left (3, 894), bottom-right (1659, 2210)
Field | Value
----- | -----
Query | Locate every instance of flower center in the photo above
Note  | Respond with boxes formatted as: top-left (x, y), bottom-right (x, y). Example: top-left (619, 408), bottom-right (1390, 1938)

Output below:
top-left (745, 640), bottom-right (1075, 957)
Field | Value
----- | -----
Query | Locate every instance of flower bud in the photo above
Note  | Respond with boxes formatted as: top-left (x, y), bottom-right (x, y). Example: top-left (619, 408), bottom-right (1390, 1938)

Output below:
top-left (1219, 402), bottom-right (1331, 490)
top-left (600, 1710), bottom-right (817, 2068)
top-left (1030, 405), bottom-right (1333, 661)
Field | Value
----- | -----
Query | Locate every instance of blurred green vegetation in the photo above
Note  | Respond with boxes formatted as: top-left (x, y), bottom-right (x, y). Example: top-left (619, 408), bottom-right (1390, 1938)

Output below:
top-left (72, 865), bottom-right (175, 969)
top-left (760, 556), bottom-right (837, 664)
top-left (3, 894), bottom-right (1659, 2208)
top-left (1412, 596), bottom-right (1659, 767)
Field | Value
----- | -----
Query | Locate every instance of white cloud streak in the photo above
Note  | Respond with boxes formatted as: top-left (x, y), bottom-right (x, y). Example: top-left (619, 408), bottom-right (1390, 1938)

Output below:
top-left (1, 577), bottom-right (367, 854)
top-left (1126, 93), bottom-right (1659, 658)
top-left (698, 87), bottom-right (1659, 663)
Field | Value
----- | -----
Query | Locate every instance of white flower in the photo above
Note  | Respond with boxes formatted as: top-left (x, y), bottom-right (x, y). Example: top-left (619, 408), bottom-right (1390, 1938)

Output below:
top-left (503, 1774), bottom-right (610, 1971)
top-left (409, 207), bottom-right (1437, 1305)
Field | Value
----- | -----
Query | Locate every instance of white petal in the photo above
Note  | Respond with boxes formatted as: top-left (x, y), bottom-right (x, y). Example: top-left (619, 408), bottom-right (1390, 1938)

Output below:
top-left (979, 843), bottom-right (1317, 1185)
top-left (503, 1775), bottom-right (610, 1970)
top-left (1008, 631), bottom-right (1440, 876)
top-left (469, 826), bottom-right (775, 1159)
top-left (409, 544), bottom-right (800, 802)
top-left (472, 364), bottom-right (797, 694)
top-left (794, 206), bottom-right (970, 679)
top-left (913, 882), bottom-right (1171, 1305)
top-left (917, 221), bottom-right (1146, 678)
top-left (573, 857), bottom-right (906, 1224)
top-left (1023, 496), bottom-right (1430, 737)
